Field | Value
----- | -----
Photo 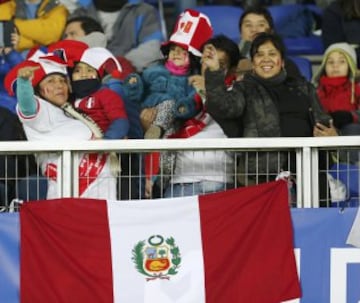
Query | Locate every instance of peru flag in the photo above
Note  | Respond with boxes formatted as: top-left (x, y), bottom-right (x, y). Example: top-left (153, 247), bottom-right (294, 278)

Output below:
top-left (20, 180), bottom-right (301, 303)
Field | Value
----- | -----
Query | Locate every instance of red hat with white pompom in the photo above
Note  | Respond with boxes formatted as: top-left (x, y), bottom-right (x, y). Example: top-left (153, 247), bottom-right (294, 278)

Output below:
top-left (48, 40), bottom-right (122, 77)
top-left (161, 9), bottom-right (213, 57)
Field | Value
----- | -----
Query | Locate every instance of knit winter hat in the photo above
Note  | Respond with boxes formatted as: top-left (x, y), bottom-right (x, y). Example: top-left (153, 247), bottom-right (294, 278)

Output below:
top-left (312, 42), bottom-right (358, 103)
top-left (4, 51), bottom-right (68, 96)
top-left (161, 9), bottom-right (213, 57)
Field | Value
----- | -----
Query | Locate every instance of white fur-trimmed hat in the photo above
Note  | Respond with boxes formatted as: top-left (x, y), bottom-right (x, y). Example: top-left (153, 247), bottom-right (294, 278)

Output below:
top-left (161, 9), bottom-right (213, 57)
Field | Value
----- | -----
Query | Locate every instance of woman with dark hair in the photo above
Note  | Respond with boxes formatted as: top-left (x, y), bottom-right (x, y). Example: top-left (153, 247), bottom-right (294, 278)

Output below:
top-left (204, 32), bottom-right (337, 186)
top-left (322, 0), bottom-right (360, 68)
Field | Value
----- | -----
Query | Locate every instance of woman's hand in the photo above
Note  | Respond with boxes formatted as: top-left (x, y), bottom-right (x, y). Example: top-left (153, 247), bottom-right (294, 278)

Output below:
top-left (17, 66), bottom-right (40, 80)
top-left (313, 120), bottom-right (338, 137)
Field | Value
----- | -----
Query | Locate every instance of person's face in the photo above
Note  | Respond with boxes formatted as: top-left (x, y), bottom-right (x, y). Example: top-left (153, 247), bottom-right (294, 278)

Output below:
top-left (38, 74), bottom-right (69, 106)
top-left (241, 13), bottom-right (272, 42)
top-left (325, 51), bottom-right (349, 77)
top-left (63, 21), bottom-right (86, 40)
top-left (252, 41), bottom-right (284, 78)
top-left (168, 45), bottom-right (189, 67)
top-left (72, 62), bottom-right (98, 80)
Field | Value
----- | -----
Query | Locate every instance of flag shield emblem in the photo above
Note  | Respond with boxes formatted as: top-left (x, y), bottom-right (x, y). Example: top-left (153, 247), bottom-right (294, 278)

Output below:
top-left (132, 235), bottom-right (182, 281)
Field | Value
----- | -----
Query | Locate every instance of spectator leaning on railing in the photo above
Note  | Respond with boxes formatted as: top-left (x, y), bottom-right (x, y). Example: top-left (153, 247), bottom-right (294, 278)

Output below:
top-left (204, 32), bottom-right (338, 186)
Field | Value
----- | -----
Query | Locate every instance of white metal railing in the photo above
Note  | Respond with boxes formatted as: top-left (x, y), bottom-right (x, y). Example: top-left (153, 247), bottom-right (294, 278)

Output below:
top-left (0, 136), bottom-right (359, 209)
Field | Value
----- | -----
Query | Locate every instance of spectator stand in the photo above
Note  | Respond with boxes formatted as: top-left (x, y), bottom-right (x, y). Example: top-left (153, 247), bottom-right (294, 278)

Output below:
top-left (193, 5), bottom-right (244, 43)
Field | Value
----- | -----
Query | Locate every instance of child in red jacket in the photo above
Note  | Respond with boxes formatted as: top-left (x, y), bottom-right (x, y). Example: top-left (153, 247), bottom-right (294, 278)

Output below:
top-left (312, 42), bottom-right (360, 133)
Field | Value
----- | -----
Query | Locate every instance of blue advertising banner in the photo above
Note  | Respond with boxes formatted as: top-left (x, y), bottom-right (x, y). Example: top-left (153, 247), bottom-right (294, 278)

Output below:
top-left (0, 212), bottom-right (19, 303)
top-left (0, 208), bottom-right (359, 302)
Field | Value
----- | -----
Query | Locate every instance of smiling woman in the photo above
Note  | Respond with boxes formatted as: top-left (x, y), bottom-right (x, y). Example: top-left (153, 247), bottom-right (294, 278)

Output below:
top-left (203, 32), bottom-right (338, 186)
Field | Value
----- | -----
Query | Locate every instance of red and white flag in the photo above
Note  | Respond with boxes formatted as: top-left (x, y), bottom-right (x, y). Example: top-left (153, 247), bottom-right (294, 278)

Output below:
top-left (20, 180), bottom-right (301, 303)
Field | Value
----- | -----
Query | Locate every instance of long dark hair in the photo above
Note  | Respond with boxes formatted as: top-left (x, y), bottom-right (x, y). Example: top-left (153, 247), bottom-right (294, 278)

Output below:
top-left (339, 0), bottom-right (360, 19)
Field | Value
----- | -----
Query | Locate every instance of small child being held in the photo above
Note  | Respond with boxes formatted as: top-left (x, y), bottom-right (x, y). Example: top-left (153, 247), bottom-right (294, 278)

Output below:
top-left (61, 44), bottom-right (129, 139)
top-left (140, 9), bottom-right (213, 139)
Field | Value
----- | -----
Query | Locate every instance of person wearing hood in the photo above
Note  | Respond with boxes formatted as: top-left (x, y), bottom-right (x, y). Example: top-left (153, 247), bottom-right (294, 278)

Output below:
top-left (69, 0), bottom-right (164, 72)
top-left (312, 42), bottom-right (360, 133)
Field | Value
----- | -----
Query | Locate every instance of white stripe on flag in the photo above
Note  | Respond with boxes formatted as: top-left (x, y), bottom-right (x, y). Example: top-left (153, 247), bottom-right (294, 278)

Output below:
top-left (347, 206), bottom-right (360, 247)
top-left (107, 196), bottom-right (206, 303)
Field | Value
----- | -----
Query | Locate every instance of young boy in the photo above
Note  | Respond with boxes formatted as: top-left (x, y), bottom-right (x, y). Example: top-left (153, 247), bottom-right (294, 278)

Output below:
top-left (67, 46), bottom-right (129, 140)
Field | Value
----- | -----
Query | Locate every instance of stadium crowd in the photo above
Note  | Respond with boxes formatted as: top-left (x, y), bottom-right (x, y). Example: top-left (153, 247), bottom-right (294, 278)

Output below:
top-left (0, 0), bottom-right (359, 206)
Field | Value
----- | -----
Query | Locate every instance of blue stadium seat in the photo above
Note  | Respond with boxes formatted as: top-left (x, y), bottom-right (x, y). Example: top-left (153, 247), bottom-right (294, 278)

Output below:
top-left (283, 36), bottom-right (324, 55)
top-left (288, 55), bottom-right (313, 81)
top-left (268, 4), bottom-right (324, 55)
top-left (193, 5), bottom-right (243, 43)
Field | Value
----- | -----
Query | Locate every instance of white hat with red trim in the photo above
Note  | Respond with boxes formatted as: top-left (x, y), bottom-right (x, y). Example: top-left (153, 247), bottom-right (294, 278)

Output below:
top-left (78, 47), bottom-right (122, 76)
top-left (161, 9), bottom-right (213, 57)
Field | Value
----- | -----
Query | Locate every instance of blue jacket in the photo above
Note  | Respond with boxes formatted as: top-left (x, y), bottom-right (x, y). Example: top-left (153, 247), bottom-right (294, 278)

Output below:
top-left (141, 64), bottom-right (198, 119)
top-left (0, 50), bottom-right (24, 114)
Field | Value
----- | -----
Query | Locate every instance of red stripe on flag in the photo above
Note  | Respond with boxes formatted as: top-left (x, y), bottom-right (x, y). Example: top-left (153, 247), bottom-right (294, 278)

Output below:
top-left (199, 180), bottom-right (301, 303)
top-left (20, 198), bottom-right (113, 303)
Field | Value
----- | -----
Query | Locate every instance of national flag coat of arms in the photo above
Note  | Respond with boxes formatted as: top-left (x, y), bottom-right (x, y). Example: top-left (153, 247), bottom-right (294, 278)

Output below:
top-left (19, 180), bottom-right (301, 302)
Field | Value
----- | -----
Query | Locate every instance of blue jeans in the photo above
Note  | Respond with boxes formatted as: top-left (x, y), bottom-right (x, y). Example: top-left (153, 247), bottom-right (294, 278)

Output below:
top-left (163, 181), bottom-right (233, 198)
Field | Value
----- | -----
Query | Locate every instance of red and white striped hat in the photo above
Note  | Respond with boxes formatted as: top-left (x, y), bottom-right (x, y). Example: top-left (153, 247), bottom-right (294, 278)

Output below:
top-left (161, 9), bottom-right (213, 57)
top-left (49, 40), bottom-right (122, 77)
